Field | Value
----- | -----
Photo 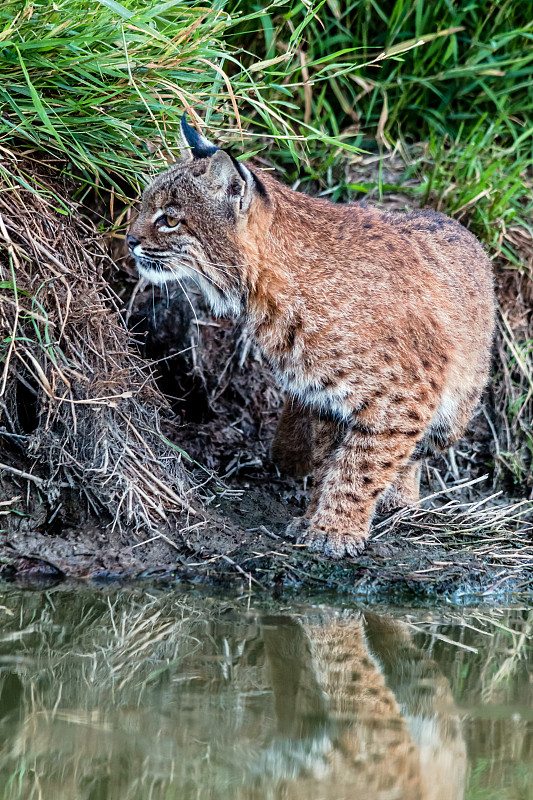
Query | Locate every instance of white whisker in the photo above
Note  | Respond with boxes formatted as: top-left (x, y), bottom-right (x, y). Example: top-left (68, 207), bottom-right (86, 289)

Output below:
top-left (205, 258), bottom-right (248, 271)
top-left (184, 264), bottom-right (227, 292)
top-left (134, 248), bottom-right (243, 318)
top-left (179, 247), bottom-right (241, 278)
top-left (175, 276), bottom-right (200, 338)
top-left (169, 254), bottom-right (229, 293)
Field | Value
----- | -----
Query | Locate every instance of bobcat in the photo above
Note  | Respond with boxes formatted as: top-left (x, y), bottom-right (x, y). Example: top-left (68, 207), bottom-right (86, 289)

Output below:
top-left (127, 116), bottom-right (495, 559)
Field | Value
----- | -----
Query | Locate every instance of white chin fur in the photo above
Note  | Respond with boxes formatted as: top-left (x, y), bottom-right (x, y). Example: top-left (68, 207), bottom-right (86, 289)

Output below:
top-left (136, 264), bottom-right (176, 285)
top-left (136, 260), bottom-right (242, 319)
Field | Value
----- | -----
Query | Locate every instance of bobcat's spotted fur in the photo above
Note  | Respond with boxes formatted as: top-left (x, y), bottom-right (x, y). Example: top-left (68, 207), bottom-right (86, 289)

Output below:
top-left (127, 116), bottom-right (495, 559)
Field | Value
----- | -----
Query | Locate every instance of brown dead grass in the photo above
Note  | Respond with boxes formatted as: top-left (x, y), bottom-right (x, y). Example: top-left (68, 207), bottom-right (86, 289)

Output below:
top-left (0, 151), bottom-right (193, 538)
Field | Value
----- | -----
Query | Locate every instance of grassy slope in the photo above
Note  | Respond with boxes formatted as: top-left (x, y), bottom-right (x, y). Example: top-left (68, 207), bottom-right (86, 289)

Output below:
top-left (0, 0), bottom-right (531, 486)
top-left (2, 1), bottom-right (531, 186)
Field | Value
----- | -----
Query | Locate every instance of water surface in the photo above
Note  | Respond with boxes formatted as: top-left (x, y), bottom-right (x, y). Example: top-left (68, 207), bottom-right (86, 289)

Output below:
top-left (0, 587), bottom-right (531, 799)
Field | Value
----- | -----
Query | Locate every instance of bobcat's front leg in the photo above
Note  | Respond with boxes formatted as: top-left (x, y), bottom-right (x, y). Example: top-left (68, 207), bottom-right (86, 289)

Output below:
top-left (298, 421), bottom-right (422, 559)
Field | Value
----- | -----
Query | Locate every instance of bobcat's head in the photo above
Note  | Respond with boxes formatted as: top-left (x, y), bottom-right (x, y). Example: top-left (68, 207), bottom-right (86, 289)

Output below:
top-left (127, 116), bottom-right (269, 317)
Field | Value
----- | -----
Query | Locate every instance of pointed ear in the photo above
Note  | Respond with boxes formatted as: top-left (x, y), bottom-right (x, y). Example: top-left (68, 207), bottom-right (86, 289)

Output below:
top-left (178, 114), bottom-right (218, 161)
top-left (206, 149), bottom-right (256, 212)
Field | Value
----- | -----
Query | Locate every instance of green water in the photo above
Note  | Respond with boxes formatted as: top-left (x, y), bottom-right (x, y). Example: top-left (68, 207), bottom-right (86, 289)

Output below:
top-left (0, 587), bottom-right (531, 800)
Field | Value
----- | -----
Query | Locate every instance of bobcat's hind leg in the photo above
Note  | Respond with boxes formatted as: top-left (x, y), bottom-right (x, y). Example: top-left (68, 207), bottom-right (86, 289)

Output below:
top-left (285, 416), bottom-right (345, 539)
top-left (271, 398), bottom-right (313, 478)
top-left (376, 459), bottom-right (422, 514)
top-left (298, 421), bottom-right (425, 559)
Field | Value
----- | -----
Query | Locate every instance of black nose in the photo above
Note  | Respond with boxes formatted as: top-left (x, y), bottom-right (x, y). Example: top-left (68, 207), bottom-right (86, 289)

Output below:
top-left (126, 233), bottom-right (139, 250)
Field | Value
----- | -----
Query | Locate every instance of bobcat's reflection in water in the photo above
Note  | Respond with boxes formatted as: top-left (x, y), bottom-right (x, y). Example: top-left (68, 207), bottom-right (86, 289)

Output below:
top-left (241, 612), bottom-right (466, 800)
top-left (0, 592), bottom-right (479, 800)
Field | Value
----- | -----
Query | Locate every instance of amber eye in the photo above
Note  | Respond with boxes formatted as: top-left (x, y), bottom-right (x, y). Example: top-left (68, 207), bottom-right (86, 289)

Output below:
top-left (163, 214), bottom-right (180, 228)
top-left (158, 214), bottom-right (180, 229)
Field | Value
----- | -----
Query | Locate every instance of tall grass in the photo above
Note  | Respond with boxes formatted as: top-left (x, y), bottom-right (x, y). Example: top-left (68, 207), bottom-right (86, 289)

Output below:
top-left (258, 0), bottom-right (533, 145)
top-left (2, 1), bottom-right (531, 192)
top-left (0, 0), bottom-right (257, 193)
top-left (0, 0), bottom-right (366, 196)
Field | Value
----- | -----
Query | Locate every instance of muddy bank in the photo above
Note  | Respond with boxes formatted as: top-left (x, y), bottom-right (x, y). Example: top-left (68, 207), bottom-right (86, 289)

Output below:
top-left (3, 297), bottom-right (531, 602)
top-left (2, 467), bottom-right (532, 603)
top-left (1, 360), bottom-right (531, 602)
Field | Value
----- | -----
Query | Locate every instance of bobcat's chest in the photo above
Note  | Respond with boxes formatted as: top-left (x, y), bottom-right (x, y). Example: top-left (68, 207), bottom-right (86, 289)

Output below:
top-left (249, 315), bottom-right (355, 419)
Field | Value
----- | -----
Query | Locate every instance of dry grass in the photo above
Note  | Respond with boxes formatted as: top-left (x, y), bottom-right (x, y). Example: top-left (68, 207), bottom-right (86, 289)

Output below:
top-left (0, 151), bottom-right (194, 538)
top-left (376, 491), bottom-right (533, 569)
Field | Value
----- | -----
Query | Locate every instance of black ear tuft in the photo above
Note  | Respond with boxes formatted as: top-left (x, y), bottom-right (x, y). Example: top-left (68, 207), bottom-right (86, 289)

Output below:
top-left (180, 114), bottom-right (218, 159)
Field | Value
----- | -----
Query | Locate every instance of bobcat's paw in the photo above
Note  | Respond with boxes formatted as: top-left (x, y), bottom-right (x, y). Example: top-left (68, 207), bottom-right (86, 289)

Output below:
top-left (375, 488), bottom-right (413, 514)
top-left (297, 524), bottom-right (368, 560)
top-left (285, 516), bottom-right (311, 540)
top-left (375, 494), bottom-right (405, 515)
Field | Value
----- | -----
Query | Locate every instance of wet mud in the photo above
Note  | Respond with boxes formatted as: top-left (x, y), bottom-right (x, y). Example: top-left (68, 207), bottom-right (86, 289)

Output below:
top-left (1, 467), bottom-right (531, 604)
